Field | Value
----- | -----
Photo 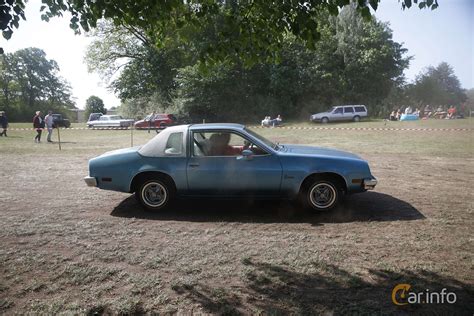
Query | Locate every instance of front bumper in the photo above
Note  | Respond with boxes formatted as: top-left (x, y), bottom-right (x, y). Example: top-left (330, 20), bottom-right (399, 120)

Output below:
top-left (84, 176), bottom-right (97, 187)
top-left (363, 178), bottom-right (377, 190)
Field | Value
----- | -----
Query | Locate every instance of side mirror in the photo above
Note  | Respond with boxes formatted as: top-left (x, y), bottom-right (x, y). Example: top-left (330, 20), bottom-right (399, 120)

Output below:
top-left (238, 149), bottom-right (254, 160)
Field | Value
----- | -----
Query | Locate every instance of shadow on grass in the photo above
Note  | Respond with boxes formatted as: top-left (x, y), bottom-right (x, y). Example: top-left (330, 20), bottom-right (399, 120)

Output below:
top-left (111, 191), bottom-right (425, 224)
top-left (174, 260), bottom-right (473, 315)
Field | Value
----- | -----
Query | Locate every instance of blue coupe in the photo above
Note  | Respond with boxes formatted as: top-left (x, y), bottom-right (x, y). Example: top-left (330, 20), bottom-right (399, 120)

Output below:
top-left (84, 123), bottom-right (377, 211)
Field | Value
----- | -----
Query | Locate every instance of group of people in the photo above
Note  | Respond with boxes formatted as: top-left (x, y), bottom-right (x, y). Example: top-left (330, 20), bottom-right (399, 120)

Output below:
top-left (261, 115), bottom-right (283, 127)
top-left (0, 111), bottom-right (8, 137)
top-left (389, 107), bottom-right (420, 121)
top-left (389, 105), bottom-right (460, 121)
top-left (33, 110), bottom-right (55, 143)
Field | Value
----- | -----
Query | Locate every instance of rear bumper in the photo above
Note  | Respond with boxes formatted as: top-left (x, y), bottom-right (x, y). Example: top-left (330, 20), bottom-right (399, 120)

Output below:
top-left (84, 176), bottom-right (97, 187)
top-left (363, 178), bottom-right (377, 190)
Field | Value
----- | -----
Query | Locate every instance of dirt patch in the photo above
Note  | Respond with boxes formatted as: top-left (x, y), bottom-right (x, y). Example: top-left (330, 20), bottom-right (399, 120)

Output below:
top-left (0, 128), bottom-right (473, 314)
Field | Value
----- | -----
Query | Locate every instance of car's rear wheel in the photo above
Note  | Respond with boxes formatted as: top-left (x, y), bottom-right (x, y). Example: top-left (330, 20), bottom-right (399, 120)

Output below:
top-left (136, 179), bottom-right (171, 211)
top-left (321, 117), bottom-right (329, 124)
top-left (353, 115), bottom-right (361, 122)
top-left (301, 178), bottom-right (341, 211)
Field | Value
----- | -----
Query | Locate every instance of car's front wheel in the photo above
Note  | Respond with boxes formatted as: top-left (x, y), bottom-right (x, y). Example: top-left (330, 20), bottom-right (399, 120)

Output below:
top-left (321, 117), bottom-right (329, 124)
top-left (302, 179), bottom-right (341, 211)
top-left (136, 179), bottom-right (171, 211)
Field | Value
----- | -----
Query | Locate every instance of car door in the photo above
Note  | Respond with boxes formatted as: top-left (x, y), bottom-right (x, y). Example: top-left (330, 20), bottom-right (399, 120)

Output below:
top-left (96, 117), bottom-right (108, 127)
top-left (186, 130), bottom-right (283, 196)
top-left (343, 106), bottom-right (355, 121)
top-left (331, 107), bottom-right (344, 121)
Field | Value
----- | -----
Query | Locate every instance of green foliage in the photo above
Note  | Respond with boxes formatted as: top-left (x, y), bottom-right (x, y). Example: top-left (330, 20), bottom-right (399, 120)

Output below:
top-left (173, 6), bottom-right (411, 121)
top-left (118, 92), bottom-right (178, 120)
top-left (461, 88), bottom-right (474, 117)
top-left (407, 62), bottom-right (467, 107)
top-left (2, 0), bottom-right (438, 64)
top-left (0, 48), bottom-right (75, 121)
top-left (84, 96), bottom-right (106, 120)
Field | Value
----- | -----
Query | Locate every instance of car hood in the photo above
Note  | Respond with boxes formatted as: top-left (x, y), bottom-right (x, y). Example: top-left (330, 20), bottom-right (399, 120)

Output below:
top-left (281, 144), bottom-right (362, 160)
top-left (312, 111), bottom-right (330, 116)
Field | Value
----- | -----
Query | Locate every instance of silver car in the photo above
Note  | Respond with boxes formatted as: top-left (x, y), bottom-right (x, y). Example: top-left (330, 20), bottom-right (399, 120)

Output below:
top-left (310, 105), bottom-right (368, 123)
top-left (86, 115), bottom-right (134, 128)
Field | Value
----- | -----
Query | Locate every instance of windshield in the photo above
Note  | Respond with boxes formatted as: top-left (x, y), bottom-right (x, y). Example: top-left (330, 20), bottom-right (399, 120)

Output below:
top-left (244, 128), bottom-right (278, 150)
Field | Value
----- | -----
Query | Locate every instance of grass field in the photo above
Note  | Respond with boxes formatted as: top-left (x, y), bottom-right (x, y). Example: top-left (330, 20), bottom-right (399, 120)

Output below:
top-left (0, 119), bottom-right (473, 314)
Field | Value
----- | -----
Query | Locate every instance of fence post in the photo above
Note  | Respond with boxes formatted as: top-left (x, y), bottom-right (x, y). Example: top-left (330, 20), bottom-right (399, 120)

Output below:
top-left (57, 127), bottom-right (61, 151)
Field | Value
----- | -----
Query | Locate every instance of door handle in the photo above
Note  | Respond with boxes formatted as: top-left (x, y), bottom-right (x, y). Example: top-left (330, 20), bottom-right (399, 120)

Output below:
top-left (189, 163), bottom-right (200, 167)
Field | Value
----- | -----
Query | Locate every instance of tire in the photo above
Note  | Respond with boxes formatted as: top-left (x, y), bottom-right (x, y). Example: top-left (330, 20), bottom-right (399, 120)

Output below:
top-left (136, 178), bottom-right (172, 211)
top-left (353, 115), bottom-right (360, 122)
top-left (301, 179), bottom-right (340, 211)
top-left (321, 117), bottom-right (329, 124)
top-left (65, 121), bottom-right (71, 128)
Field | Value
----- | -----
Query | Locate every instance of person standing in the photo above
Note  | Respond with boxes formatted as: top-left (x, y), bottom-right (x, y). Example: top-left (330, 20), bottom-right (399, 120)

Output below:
top-left (147, 111), bottom-right (156, 134)
top-left (0, 111), bottom-right (8, 137)
top-left (44, 110), bottom-right (54, 142)
top-left (33, 111), bottom-right (44, 143)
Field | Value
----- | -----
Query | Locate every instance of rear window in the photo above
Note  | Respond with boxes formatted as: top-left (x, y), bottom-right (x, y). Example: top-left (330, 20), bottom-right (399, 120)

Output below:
top-left (169, 114), bottom-right (177, 121)
top-left (344, 107), bottom-right (354, 113)
top-left (355, 106), bottom-right (366, 113)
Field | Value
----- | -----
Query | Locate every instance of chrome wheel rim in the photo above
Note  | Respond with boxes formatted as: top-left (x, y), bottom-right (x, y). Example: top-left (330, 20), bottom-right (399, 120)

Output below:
top-left (142, 182), bottom-right (167, 207)
top-left (309, 183), bottom-right (337, 209)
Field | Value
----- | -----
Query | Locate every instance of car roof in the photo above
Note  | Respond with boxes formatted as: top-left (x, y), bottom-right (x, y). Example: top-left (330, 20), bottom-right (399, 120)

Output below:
top-left (189, 123), bottom-right (245, 130)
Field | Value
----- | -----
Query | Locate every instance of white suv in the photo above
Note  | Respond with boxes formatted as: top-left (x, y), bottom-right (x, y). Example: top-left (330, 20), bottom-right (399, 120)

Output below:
top-left (310, 105), bottom-right (368, 123)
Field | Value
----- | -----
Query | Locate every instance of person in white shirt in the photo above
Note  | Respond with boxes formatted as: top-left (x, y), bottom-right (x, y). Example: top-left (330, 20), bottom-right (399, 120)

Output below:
top-left (261, 116), bottom-right (271, 127)
top-left (44, 110), bottom-right (54, 143)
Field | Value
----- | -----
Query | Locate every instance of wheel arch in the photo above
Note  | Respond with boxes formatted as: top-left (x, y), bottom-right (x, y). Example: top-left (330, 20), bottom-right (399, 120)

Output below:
top-left (300, 172), bottom-right (348, 194)
top-left (129, 171), bottom-right (176, 193)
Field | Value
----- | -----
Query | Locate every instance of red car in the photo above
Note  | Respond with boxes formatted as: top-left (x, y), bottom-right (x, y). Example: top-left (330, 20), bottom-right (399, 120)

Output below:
top-left (134, 114), bottom-right (177, 130)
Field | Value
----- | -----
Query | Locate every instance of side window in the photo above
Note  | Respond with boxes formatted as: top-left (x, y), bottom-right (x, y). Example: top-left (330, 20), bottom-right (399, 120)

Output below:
top-left (192, 131), bottom-right (267, 157)
top-left (333, 107), bottom-right (343, 114)
top-left (344, 107), bottom-right (354, 113)
top-left (164, 132), bottom-right (183, 155)
top-left (355, 106), bottom-right (366, 113)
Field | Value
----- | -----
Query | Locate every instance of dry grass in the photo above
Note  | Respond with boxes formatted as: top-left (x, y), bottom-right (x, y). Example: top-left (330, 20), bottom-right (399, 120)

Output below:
top-left (0, 119), bottom-right (473, 314)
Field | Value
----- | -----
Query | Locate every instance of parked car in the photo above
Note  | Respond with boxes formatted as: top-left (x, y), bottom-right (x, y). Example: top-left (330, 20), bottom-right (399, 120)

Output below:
top-left (310, 105), bottom-right (368, 123)
top-left (134, 114), bottom-right (178, 130)
top-left (84, 123), bottom-right (377, 211)
top-left (52, 114), bottom-right (71, 128)
top-left (86, 115), bottom-right (134, 128)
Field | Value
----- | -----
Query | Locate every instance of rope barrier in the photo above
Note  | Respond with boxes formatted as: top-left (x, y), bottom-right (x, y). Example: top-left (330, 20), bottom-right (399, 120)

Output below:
top-left (6, 126), bottom-right (473, 132)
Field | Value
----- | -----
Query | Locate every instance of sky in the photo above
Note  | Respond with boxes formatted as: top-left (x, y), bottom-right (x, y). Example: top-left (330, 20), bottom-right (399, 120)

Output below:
top-left (1, 0), bottom-right (473, 109)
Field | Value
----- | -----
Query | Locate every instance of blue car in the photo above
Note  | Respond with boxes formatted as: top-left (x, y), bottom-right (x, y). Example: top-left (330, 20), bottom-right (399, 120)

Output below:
top-left (84, 123), bottom-right (377, 211)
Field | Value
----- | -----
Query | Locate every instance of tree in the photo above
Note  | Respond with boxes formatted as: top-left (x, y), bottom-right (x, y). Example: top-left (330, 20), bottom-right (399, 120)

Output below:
top-left (0, 48), bottom-right (75, 121)
top-left (408, 62), bottom-right (467, 107)
top-left (175, 5), bottom-right (410, 121)
top-left (84, 96), bottom-right (106, 120)
top-left (2, 0), bottom-right (438, 63)
top-left (463, 88), bottom-right (474, 117)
